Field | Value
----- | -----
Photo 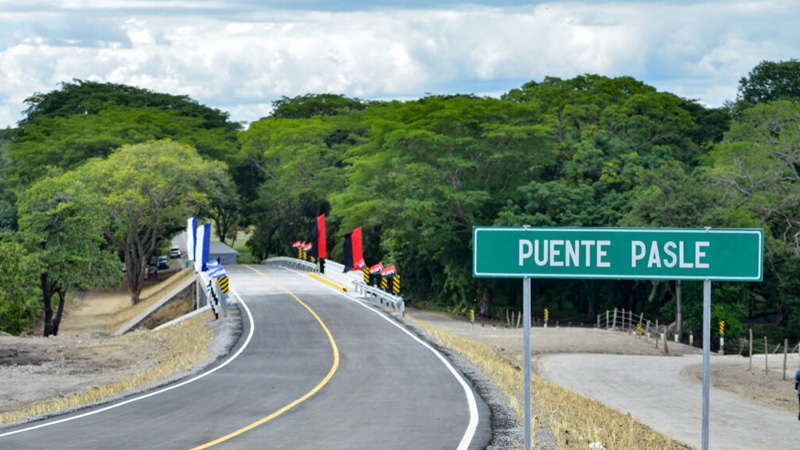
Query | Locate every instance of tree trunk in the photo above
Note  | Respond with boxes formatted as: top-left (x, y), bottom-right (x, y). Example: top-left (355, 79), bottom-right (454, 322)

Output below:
top-left (52, 290), bottom-right (67, 336)
top-left (41, 273), bottom-right (55, 337)
top-left (480, 285), bottom-right (491, 319)
top-left (676, 280), bottom-right (683, 342)
top-left (583, 280), bottom-right (596, 318)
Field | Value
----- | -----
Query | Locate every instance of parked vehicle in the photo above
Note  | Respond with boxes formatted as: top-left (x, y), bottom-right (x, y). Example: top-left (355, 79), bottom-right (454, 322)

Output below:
top-left (169, 246), bottom-right (181, 258)
top-left (157, 255), bottom-right (170, 270)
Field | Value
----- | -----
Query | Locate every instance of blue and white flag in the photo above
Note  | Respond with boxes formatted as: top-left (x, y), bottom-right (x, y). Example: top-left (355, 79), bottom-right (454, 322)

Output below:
top-left (186, 216), bottom-right (197, 262)
top-left (206, 259), bottom-right (227, 278)
top-left (194, 223), bottom-right (211, 272)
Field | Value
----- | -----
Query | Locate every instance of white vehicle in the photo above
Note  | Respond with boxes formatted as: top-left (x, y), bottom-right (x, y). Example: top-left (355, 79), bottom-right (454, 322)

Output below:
top-left (169, 246), bottom-right (181, 258)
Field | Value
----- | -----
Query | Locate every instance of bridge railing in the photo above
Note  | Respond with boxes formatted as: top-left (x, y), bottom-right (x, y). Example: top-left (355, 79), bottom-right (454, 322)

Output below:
top-left (350, 279), bottom-right (405, 316)
top-left (262, 256), bottom-right (319, 272)
top-left (263, 257), bottom-right (404, 316)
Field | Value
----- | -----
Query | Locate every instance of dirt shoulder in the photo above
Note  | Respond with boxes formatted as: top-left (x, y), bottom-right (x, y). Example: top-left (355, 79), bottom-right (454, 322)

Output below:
top-left (0, 268), bottom-right (239, 426)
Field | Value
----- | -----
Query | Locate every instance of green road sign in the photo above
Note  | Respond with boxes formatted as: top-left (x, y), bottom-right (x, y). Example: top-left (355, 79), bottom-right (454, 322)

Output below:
top-left (472, 227), bottom-right (763, 281)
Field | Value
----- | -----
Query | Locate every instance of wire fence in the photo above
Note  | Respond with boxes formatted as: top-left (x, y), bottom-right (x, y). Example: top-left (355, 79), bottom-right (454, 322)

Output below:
top-left (596, 308), bottom-right (800, 379)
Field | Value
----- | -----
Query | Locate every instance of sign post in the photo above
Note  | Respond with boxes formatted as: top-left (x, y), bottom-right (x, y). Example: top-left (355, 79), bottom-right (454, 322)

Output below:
top-left (472, 226), bottom-right (763, 450)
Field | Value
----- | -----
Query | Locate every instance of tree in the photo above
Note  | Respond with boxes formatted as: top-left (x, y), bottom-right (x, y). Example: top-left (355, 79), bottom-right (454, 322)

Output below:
top-left (204, 174), bottom-right (241, 246)
top-left (270, 93), bottom-right (369, 119)
top-left (708, 100), bottom-right (800, 328)
top-left (332, 95), bottom-right (556, 313)
top-left (620, 161), bottom-right (718, 339)
top-left (9, 81), bottom-right (241, 186)
top-left (0, 235), bottom-right (43, 334)
top-left (0, 130), bottom-right (15, 231)
top-left (239, 114), bottom-right (354, 259)
top-left (19, 79), bottom-right (238, 131)
top-left (78, 140), bottom-right (230, 305)
top-left (737, 59), bottom-right (800, 106)
top-left (16, 170), bottom-right (122, 336)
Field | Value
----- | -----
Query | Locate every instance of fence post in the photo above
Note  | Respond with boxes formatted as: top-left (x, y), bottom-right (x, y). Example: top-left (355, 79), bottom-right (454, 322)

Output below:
top-left (655, 323), bottom-right (660, 349)
top-left (606, 310), bottom-right (610, 329)
top-left (748, 329), bottom-right (753, 371)
top-left (765, 337), bottom-right (769, 374)
top-left (629, 310), bottom-right (633, 333)
top-left (597, 314), bottom-right (600, 329)
top-left (613, 308), bottom-right (617, 330)
top-left (646, 320), bottom-right (651, 340)
top-left (784, 339), bottom-right (789, 381)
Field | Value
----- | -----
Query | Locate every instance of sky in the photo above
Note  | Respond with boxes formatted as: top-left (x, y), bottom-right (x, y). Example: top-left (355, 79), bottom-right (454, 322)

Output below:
top-left (0, 0), bottom-right (797, 129)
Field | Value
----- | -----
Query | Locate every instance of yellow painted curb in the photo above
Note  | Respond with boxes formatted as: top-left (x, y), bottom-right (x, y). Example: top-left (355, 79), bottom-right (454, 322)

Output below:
top-left (309, 272), bottom-right (347, 292)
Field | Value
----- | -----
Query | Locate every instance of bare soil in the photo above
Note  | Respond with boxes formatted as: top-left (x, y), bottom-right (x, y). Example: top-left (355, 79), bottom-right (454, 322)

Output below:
top-left (0, 267), bottom-right (205, 419)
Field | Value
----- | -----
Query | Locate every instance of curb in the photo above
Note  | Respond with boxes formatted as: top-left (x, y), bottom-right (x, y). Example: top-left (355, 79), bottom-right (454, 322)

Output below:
top-left (309, 272), bottom-right (347, 292)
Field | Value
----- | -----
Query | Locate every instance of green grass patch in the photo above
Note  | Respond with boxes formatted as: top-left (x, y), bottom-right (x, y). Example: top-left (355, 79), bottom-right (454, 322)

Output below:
top-left (231, 239), bottom-right (260, 264)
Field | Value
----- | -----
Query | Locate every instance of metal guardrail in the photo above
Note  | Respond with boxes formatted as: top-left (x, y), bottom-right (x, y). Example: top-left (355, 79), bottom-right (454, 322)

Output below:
top-left (351, 279), bottom-right (405, 316)
top-left (262, 256), bottom-right (319, 272)
top-left (264, 257), bottom-right (404, 315)
top-left (197, 271), bottom-right (230, 319)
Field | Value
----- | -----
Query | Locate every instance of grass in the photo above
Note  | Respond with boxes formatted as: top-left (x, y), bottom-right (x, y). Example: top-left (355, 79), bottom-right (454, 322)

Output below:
top-left (108, 268), bottom-right (196, 332)
top-left (230, 239), bottom-right (259, 264)
top-left (409, 317), bottom-right (692, 450)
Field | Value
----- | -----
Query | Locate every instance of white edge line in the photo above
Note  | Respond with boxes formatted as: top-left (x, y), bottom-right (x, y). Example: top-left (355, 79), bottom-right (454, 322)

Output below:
top-left (0, 289), bottom-right (255, 438)
top-left (292, 267), bottom-right (479, 450)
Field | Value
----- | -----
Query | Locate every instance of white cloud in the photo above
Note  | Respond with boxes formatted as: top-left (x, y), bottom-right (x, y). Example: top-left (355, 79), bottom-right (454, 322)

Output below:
top-left (0, 1), bottom-right (799, 128)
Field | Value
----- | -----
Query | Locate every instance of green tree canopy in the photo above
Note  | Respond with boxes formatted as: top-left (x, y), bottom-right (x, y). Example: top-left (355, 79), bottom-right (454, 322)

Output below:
top-left (270, 93), bottom-right (369, 119)
top-left (737, 59), bottom-right (800, 106)
top-left (78, 140), bottom-right (230, 305)
top-left (0, 234), bottom-right (43, 334)
top-left (9, 81), bottom-right (241, 186)
top-left (16, 170), bottom-right (122, 336)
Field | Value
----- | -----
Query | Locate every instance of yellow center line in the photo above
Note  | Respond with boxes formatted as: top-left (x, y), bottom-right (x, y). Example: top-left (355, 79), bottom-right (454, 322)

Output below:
top-left (191, 265), bottom-right (340, 449)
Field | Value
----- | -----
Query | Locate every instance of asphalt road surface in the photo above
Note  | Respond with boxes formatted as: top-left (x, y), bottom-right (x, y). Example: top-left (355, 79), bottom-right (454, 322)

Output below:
top-left (1, 265), bottom-right (491, 449)
top-left (539, 353), bottom-right (797, 450)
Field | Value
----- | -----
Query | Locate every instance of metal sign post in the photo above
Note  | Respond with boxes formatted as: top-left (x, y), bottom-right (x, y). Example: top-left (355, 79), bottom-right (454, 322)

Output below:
top-left (523, 277), bottom-right (531, 450)
top-left (702, 279), bottom-right (711, 450)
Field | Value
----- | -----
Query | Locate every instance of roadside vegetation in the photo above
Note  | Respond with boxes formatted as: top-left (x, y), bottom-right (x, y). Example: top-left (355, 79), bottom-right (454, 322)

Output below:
top-left (2, 60), bottom-right (800, 352)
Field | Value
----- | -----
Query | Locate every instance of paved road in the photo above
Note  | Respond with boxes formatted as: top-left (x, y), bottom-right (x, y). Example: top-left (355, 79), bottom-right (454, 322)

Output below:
top-left (1, 265), bottom-right (490, 449)
top-left (539, 353), bottom-right (797, 450)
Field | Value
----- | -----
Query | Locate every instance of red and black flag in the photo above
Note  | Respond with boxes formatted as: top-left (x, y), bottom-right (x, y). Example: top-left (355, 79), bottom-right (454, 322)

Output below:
top-left (308, 214), bottom-right (327, 259)
top-left (369, 262), bottom-right (384, 275)
top-left (342, 226), bottom-right (365, 272)
top-left (380, 265), bottom-right (397, 277)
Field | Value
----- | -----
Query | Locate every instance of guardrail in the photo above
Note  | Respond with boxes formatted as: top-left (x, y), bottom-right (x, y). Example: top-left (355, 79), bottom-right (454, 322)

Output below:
top-left (264, 257), bottom-right (404, 316)
top-left (262, 256), bottom-right (319, 272)
top-left (350, 279), bottom-right (405, 316)
top-left (196, 271), bottom-right (230, 319)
